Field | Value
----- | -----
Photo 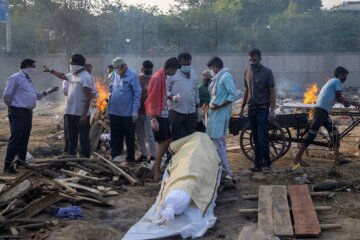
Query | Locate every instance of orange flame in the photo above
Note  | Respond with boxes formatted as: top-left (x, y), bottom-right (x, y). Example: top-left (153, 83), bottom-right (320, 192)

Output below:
top-left (303, 83), bottom-right (319, 104)
top-left (95, 78), bottom-right (110, 112)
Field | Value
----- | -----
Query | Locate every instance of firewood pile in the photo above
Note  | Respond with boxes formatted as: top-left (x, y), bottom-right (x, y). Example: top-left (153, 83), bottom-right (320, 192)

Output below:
top-left (90, 109), bottom-right (111, 154)
top-left (0, 152), bottom-right (139, 237)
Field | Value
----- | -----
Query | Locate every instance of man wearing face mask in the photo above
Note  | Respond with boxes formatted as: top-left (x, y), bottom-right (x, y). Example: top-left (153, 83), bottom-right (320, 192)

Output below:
top-left (206, 57), bottom-right (238, 180)
top-left (240, 49), bottom-right (276, 174)
top-left (43, 54), bottom-right (94, 158)
top-left (294, 66), bottom-right (360, 167)
top-left (196, 70), bottom-right (212, 132)
top-left (166, 53), bottom-right (200, 141)
top-left (108, 57), bottom-right (142, 164)
top-left (136, 60), bottom-right (156, 162)
top-left (145, 57), bottom-right (181, 182)
top-left (2, 59), bottom-right (59, 173)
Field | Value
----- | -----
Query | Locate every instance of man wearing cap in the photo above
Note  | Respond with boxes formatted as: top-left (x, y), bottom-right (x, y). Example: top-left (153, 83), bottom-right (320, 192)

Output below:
top-left (196, 70), bottom-right (212, 132)
top-left (3, 59), bottom-right (59, 173)
top-left (108, 57), bottom-right (142, 163)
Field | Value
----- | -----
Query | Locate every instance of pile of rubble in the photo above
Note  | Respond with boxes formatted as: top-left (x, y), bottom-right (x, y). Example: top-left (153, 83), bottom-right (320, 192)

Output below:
top-left (0, 153), bottom-right (139, 238)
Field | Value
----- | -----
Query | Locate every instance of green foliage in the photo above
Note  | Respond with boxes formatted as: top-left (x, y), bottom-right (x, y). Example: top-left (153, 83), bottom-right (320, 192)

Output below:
top-left (1, 0), bottom-right (359, 55)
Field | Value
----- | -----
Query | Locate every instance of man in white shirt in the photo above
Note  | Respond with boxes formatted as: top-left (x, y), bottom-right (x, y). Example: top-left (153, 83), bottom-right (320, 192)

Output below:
top-left (166, 52), bottom-right (200, 141)
top-left (44, 54), bottom-right (95, 157)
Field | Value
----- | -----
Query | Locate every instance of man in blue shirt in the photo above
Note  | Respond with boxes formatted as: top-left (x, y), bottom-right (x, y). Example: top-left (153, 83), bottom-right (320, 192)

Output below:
top-left (108, 57), bottom-right (142, 163)
top-left (294, 66), bottom-right (360, 167)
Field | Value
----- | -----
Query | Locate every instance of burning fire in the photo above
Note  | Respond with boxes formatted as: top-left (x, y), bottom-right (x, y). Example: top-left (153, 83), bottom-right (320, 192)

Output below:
top-left (95, 78), bottom-right (110, 112)
top-left (303, 83), bottom-right (319, 104)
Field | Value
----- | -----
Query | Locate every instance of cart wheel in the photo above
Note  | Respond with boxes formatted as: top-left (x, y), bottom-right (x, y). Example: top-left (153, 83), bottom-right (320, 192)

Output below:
top-left (279, 127), bottom-right (292, 158)
top-left (239, 122), bottom-right (287, 163)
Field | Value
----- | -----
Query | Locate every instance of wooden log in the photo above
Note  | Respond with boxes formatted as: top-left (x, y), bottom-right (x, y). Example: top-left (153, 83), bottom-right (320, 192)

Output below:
top-left (258, 185), bottom-right (294, 237)
top-left (0, 176), bottom-right (16, 182)
top-left (0, 179), bottom-right (44, 204)
top-left (288, 185), bottom-right (321, 237)
top-left (3, 198), bottom-right (41, 219)
top-left (0, 199), bottom-right (17, 216)
top-left (66, 162), bottom-right (94, 173)
top-left (60, 169), bottom-right (106, 181)
top-left (65, 182), bottom-right (103, 196)
top-left (93, 152), bottom-right (138, 185)
top-left (53, 179), bottom-right (77, 193)
top-left (59, 192), bottom-right (113, 206)
top-left (0, 184), bottom-right (6, 194)
top-left (98, 120), bottom-right (111, 132)
top-left (16, 192), bottom-right (63, 219)
top-left (46, 131), bottom-right (63, 139)
top-left (243, 191), bottom-right (332, 200)
top-left (239, 206), bottom-right (331, 213)
top-left (79, 162), bottom-right (113, 176)
top-left (17, 221), bottom-right (57, 230)
top-left (33, 158), bottom-right (97, 164)
top-left (320, 224), bottom-right (342, 230)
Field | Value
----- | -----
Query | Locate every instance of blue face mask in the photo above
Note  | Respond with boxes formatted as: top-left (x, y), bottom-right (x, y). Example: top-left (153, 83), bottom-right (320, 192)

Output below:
top-left (115, 69), bottom-right (120, 74)
top-left (181, 65), bottom-right (191, 73)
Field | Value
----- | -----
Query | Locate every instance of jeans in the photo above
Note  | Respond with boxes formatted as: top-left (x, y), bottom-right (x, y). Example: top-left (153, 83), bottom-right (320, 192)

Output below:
top-left (110, 115), bottom-right (135, 161)
top-left (4, 107), bottom-right (33, 165)
top-left (136, 114), bottom-right (156, 157)
top-left (169, 110), bottom-right (197, 141)
top-left (66, 115), bottom-right (91, 158)
top-left (248, 108), bottom-right (270, 168)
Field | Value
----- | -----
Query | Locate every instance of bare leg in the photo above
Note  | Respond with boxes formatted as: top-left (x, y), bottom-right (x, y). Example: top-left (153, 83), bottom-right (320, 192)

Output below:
top-left (153, 139), bottom-right (171, 182)
top-left (294, 144), bottom-right (311, 167)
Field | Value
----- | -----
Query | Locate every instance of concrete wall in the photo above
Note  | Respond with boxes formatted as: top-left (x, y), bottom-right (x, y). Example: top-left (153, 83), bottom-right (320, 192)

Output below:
top-left (1, 52), bottom-right (360, 102)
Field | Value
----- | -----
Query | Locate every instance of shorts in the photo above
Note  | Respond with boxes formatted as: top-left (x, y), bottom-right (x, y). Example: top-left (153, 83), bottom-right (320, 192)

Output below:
top-left (153, 117), bottom-right (171, 142)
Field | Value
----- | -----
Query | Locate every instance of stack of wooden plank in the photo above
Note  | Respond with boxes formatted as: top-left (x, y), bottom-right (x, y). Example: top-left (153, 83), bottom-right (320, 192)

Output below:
top-left (0, 152), bottom-right (138, 237)
top-left (239, 185), bottom-right (341, 239)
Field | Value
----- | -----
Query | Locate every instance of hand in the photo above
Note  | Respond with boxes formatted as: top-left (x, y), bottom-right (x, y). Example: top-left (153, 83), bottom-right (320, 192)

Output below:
top-left (209, 103), bottom-right (221, 110)
top-left (43, 65), bottom-right (50, 72)
top-left (151, 118), bottom-right (159, 131)
top-left (196, 108), bottom-right (202, 122)
top-left (268, 110), bottom-right (276, 123)
top-left (44, 86), bottom-right (59, 95)
top-left (132, 112), bottom-right (138, 123)
top-left (79, 115), bottom-right (87, 125)
top-left (172, 94), bottom-right (180, 102)
top-left (239, 108), bottom-right (244, 118)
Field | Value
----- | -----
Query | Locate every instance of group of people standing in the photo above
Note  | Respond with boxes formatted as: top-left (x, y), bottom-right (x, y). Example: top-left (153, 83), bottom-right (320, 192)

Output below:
top-left (1, 49), bottom-right (277, 181)
top-left (4, 48), bottom-right (354, 181)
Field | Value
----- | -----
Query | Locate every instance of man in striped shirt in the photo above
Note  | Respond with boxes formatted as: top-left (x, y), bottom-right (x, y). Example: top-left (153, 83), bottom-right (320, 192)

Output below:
top-left (2, 59), bottom-right (58, 173)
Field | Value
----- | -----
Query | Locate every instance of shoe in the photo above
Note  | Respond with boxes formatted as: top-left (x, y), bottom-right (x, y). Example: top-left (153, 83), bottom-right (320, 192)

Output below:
top-left (249, 167), bottom-right (262, 172)
top-left (136, 155), bottom-right (148, 162)
top-left (112, 155), bottom-right (125, 162)
top-left (149, 156), bottom-right (155, 161)
top-left (3, 164), bottom-right (17, 174)
top-left (262, 167), bottom-right (271, 174)
top-left (225, 174), bottom-right (233, 180)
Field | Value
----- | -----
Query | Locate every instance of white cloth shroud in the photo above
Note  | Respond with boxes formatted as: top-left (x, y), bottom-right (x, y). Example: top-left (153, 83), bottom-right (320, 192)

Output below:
top-left (122, 170), bottom-right (220, 240)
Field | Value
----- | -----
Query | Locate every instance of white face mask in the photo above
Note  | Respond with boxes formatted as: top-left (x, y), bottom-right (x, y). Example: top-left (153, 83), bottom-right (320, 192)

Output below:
top-left (69, 65), bottom-right (83, 73)
top-left (22, 68), bottom-right (37, 76)
top-left (210, 70), bottom-right (216, 77)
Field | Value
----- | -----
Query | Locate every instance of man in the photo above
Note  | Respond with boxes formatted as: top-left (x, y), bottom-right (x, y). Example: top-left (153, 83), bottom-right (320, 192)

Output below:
top-left (85, 63), bottom-right (93, 74)
top-left (136, 60), bottom-right (157, 162)
top-left (166, 53), bottom-right (200, 141)
top-left (108, 57), bottom-right (142, 163)
top-left (294, 66), bottom-right (360, 167)
top-left (105, 64), bottom-right (114, 86)
top-left (145, 57), bottom-right (181, 181)
top-left (43, 54), bottom-right (94, 158)
top-left (196, 70), bottom-right (212, 132)
top-left (3, 59), bottom-right (58, 173)
top-left (206, 57), bottom-right (238, 180)
top-left (240, 49), bottom-right (276, 174)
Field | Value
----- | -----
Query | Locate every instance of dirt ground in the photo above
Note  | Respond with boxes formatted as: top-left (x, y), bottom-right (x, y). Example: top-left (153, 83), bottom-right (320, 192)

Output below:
top-left (1, 103), bottom-right (360, 240)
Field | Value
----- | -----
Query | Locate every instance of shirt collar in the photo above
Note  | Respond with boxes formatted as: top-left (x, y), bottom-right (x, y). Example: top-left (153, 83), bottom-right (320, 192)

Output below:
top-left (251, 64), bottom-right (262, 72)
top-left (19, 70), bottom-right (31, 82)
